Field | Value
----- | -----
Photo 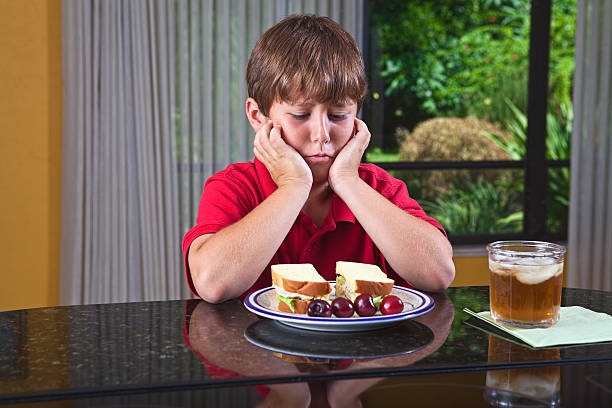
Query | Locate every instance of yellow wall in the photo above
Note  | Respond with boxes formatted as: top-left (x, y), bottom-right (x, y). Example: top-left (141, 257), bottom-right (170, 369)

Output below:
top-left (451, 256), bottom-right (489, 287)
top-left (0, 0), bottom-right (62, 312)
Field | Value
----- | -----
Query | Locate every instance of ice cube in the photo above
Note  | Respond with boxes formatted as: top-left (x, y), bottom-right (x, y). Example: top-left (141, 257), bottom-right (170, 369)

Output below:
top-left (489, 260), bottom-right (513, 276)
top-left (514, 263), bottom-right (563, 285)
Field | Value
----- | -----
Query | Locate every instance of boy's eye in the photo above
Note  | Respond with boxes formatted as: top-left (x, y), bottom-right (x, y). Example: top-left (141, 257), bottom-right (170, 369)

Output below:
top-left (330, 114), bottom-right (348, 121)
top-left (291, 113), bottom-right (309, 120)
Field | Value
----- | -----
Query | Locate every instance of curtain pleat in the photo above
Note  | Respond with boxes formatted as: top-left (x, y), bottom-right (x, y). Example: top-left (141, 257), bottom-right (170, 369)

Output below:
top-left (117, 1), bottom-right (127, 302)
top-left (568, 0), bottom-right (612, 291)
top-left (61, 0), bottom-right (365, 304)
top-left (202, 0), bottom-right (214, 191)
top-left (598, 0), bottom-right (612, 290)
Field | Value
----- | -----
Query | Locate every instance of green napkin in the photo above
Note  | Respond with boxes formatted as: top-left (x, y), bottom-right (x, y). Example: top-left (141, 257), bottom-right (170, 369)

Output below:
top-left (463, 306), bottom-right (612, 348)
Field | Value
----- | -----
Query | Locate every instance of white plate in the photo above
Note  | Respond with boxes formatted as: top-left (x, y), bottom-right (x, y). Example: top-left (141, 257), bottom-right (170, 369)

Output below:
top-left (243, 283), bottom-right (434, 332)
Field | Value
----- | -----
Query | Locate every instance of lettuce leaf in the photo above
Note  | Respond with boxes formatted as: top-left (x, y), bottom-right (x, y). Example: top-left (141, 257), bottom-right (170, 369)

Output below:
top-left (277, 294), bottom-right (298, 312)
top-left (373, 295), bottom-right (384, 309)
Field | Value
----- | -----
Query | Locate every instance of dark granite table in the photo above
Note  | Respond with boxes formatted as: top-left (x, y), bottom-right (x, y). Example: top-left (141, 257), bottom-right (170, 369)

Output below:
top-left (1, 287), bottom-right (611, 407)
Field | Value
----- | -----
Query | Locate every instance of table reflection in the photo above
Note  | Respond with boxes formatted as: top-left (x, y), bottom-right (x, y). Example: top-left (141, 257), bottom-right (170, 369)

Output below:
top-left (244, 317), bottom-right (435, 360)
top-left (484, 335), bottom-right (561, 407)
top-left (185, 293), bottom-right (454, 407)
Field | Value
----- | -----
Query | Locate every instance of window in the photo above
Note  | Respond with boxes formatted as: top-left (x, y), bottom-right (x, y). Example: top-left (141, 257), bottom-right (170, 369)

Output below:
top-left (363, 0), bottom-right (574, 244)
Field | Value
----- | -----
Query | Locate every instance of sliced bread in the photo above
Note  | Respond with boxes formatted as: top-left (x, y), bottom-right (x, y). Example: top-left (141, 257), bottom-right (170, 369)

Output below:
top-left (271, 264), bottom-right (332, 297)
top-left (335, 261), bottom-right (394, 301)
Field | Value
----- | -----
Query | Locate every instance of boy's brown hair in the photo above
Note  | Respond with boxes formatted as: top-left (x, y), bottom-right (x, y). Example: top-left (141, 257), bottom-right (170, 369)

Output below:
top-left (247, 14), bottom-right (367, 116)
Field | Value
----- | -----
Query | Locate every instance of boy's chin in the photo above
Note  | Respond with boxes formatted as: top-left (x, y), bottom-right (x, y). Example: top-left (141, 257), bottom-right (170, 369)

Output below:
top-left (308, 162), bottom-right (332, 183)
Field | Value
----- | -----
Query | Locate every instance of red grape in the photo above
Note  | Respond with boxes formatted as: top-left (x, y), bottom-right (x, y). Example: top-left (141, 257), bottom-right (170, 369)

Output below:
top-left (380, 295), bottom-right (404, 315)
top-left (307, 299), bottom-right (332, 317)
top-left (354, 294), bottom-right (376, 317)
top-left (331, 297), bottom-right (354, 317)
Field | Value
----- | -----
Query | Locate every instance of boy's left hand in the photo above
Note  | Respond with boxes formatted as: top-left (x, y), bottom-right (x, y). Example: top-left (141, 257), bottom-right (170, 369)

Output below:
top-left (329, 118), bottom-right (370, 191)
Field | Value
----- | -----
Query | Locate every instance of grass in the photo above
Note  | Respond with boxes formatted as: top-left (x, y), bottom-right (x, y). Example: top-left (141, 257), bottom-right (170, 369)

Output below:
top-left (366, 147), bottom-right (401, 162)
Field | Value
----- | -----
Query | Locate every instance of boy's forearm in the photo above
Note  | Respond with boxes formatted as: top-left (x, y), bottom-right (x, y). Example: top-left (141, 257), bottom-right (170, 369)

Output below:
top-left (333, 178), bottom-right (455, 292)
top-left (189, 183), bottom-right (310, 302)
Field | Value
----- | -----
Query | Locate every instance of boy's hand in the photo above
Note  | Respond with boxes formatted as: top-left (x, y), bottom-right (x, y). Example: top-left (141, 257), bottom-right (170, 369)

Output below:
top-left (329, 118), bottom-right (370, 191)
top-left (254, 120), bottom-right (313, 190)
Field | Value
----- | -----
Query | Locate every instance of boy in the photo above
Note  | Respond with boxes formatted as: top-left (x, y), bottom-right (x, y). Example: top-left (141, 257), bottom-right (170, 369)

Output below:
top-left (183, 14), bottom-right (455, 303)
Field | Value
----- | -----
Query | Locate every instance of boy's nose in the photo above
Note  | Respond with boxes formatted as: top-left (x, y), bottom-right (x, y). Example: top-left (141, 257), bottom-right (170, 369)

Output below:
top-left (311, 114), bottom-right (330, 144)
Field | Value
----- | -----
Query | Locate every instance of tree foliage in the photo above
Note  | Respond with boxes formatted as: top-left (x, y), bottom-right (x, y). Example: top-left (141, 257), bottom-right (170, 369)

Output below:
top-left (370, 0), bottom-right (576, 126)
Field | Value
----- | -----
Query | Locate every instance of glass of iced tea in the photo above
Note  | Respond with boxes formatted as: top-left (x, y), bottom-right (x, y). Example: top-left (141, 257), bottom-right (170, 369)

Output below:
top-left (487, 241), bottom-right (566, 329)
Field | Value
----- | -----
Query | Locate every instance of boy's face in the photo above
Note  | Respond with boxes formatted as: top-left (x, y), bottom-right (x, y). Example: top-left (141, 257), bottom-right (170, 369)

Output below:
top-left (267, 98), bottom-right (358, 181)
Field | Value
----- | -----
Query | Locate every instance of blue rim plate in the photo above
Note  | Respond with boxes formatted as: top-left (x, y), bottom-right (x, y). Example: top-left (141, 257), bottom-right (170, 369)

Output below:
top-left (243, 283), bottom-right (435, 332)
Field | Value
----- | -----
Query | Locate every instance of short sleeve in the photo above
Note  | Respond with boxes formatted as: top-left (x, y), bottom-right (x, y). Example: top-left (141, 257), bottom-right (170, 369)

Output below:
top-left (182, 169), bottom-right (259, 297)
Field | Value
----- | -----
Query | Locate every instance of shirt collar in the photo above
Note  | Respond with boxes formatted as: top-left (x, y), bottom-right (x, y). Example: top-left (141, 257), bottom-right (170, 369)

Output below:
top-left (254, 157), bottom-right (356, 225)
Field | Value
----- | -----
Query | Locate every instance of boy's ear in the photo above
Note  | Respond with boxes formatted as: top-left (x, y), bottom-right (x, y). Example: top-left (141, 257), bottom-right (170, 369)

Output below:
top-left (246, 98), bottom-right (268, 133)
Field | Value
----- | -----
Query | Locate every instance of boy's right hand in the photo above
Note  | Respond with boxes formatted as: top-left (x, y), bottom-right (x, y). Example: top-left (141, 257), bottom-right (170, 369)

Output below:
top-left (253, 120), bottom-right (313, 190)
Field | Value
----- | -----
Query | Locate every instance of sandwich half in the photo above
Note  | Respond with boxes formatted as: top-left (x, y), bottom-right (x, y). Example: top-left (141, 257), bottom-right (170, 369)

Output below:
top-left (272, 264), bottom-right (332, 313)
top-left (334, 261), bottom-right (394, 302)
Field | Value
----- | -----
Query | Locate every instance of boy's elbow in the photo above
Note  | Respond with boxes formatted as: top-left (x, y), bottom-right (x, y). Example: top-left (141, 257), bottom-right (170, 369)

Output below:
top-left (425, 256), bottom-right (455, 293)
top-left (189, 255), bottom-right (230, 304)
top-left (439, 239), bottom-right (456, 290)
top-left (436, 258), bottom-right (456, 291)
top-left (192, 267), bottom-right (231, 304)
top-left (188, 238), bottom-right (233, 303)
top-left (200, 289), bottom-right (230, 305)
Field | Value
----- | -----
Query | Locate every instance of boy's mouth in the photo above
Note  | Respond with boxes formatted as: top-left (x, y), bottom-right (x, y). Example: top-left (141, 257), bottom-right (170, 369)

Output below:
top-left (304, 154), bottom-right (333, 163)
top-left (304, 156), bottom-right (332, 163)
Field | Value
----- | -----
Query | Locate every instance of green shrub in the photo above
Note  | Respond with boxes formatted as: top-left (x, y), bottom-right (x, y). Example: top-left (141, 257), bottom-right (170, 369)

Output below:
top-left (398, 116), bottom-right (512, 161)
top-left (423, 181), bottom-right (522, 235)
top-left (483, 99), bottom-right (571, 232)
top-left (395, 115), bottom-right (513, 201)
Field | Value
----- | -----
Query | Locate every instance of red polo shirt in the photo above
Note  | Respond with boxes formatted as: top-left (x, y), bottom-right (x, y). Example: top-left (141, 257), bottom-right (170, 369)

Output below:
top-left (182, 158), bottom-right (445, 299)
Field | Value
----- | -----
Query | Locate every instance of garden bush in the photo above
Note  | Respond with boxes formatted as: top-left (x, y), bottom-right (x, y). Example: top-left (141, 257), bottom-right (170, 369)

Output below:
top-left (396, 116), bottom-right (514, 201)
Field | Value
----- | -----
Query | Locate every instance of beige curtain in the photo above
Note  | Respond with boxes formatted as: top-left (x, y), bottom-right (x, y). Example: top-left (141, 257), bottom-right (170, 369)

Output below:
top-left (567, 0), bottom-right (612, 290)
top-left (60, 0), bottom-right (365, 305)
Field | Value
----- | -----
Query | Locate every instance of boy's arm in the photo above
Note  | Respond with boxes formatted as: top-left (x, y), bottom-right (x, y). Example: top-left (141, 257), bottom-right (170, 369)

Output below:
top-left (329, 119), bottom-right (455, 292)
top-left (188, 122), bottom-right (312, 303)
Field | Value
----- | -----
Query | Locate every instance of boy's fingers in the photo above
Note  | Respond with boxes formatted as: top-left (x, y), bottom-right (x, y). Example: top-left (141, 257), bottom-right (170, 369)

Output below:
top-left (268, 125), bottom-right (288, 151)
top-left (255, 123), bottom-right (295, 165)
top-left (353, 118), bottom-right (371, 146)
top-left (253, 146), bottom-right (263, 162)
top-left (255, 120), bottom-right (272, 138)
top-left (254, 146), bottom-right (273, 167)
top-left (254, 121), bottom-right (273, 150)
top-left (354, 118), bottom-right (369, 136)
top-left (253, 143), bottom-right (268, 163)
